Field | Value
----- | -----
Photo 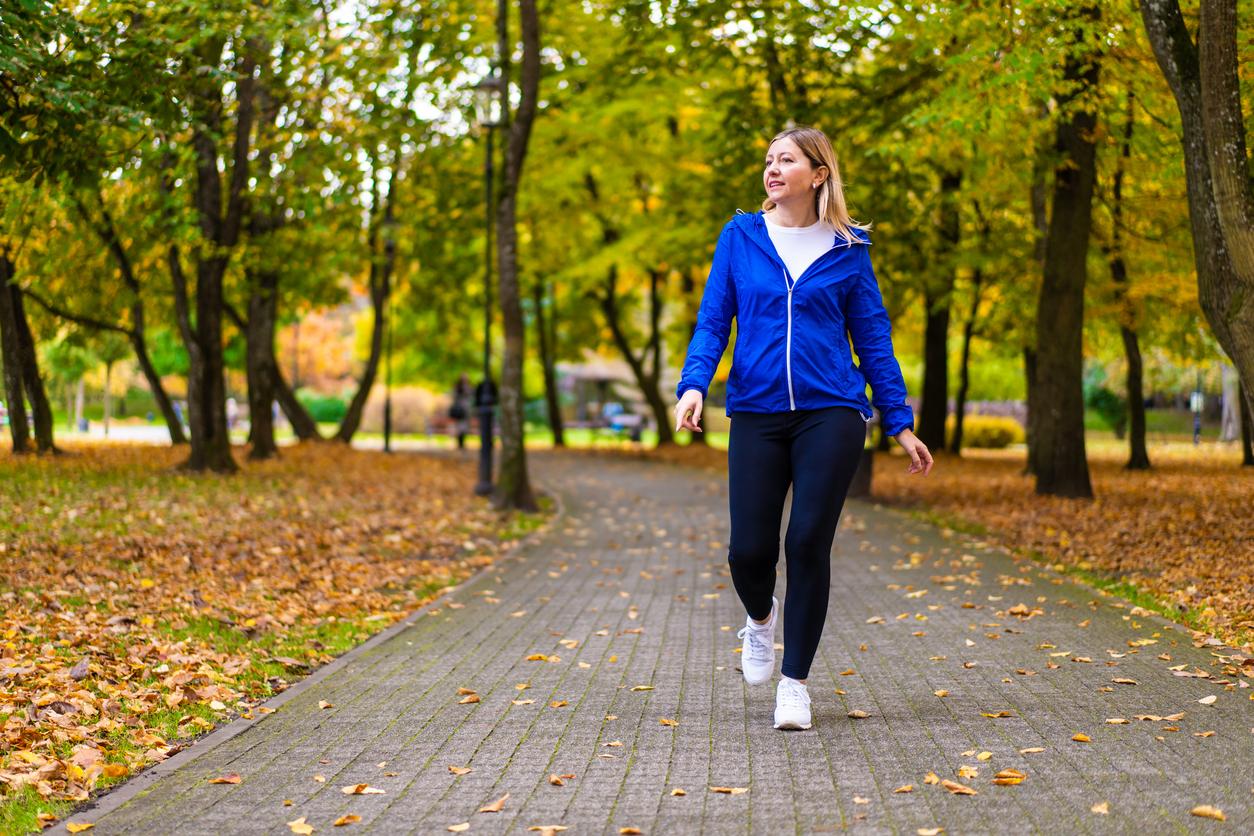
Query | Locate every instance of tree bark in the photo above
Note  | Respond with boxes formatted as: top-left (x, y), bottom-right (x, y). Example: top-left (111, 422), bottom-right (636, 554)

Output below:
top-left (1240, 383), bottom-right (1253, 466)
top-left (10, 282), bottom-right (55, 452)
top-left (0, 254), bottom-right (31, 453)
top-left (1034, 4), bottom-right (1100, 498)
top-left (949, 266), bottom-right (981, 456)
top-left (1106, 94), bottom-right (1150, 470)
top-left (491, 0), bottom-right (541, 512)
top-left (1024, 121), bottom-right (1051, 476)
top-left (532, 281), bottom-right (565, 447)
top-left (1142, 0), bottom-right (1254, 429)
top-left (245, 270), bottom-right (280, 459)
top-left (919, 169), bottom-right (960, 451)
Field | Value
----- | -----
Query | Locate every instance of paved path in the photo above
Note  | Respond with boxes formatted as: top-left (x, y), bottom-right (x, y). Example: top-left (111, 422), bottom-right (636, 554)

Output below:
top-left (64, 451), bottom-right (1253, 834)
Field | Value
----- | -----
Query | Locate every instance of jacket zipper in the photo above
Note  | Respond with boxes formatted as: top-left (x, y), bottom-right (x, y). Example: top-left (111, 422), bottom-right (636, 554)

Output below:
top-left (784, 267), bottom-right (795, 410)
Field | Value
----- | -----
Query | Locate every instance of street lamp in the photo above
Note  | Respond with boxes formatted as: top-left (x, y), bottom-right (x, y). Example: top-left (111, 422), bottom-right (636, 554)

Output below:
top-left (473, 69), bottom-right (503, 496)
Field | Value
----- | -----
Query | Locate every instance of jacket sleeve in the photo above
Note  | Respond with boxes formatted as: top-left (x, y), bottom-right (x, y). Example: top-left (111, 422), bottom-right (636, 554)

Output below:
top-left (845, 243), bottom-right (915, 437)
top-left (676, 224), bottom-right (737, 400)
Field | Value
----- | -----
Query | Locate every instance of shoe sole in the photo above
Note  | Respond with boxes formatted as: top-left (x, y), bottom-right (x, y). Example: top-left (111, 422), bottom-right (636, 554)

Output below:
top-left (773, 720), bottom-right (812, 730)
top-left (742, 668), bottom-right (773, 686)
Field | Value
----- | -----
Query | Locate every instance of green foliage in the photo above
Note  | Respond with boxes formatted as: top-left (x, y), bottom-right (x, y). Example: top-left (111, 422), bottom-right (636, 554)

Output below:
top-left (296, 390), bottom-right (347, 424)
top-left (1084, 365), bottom-right (1127, 433)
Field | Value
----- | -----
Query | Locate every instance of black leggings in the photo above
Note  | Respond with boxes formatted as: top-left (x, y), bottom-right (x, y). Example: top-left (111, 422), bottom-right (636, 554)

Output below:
top-left (727, 406), bottom-right (867, 680)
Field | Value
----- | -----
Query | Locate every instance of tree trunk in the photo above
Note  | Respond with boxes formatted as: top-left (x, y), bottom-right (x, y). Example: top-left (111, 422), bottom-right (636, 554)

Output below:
top-left (0, 255), bottom-right (31, 453)
top-left (1024, 122), bottom-right (1051, 477)
top-left (1023, 347), bottom-right (1037, 475)
top-left (599, 265), bottom-right (674, 448)
top-left (949, 268), bottom-right (981, 455)
top-left (1240, 383), bottom-right (1253, 466)
top-left (491, 0), bottom-right (541, 512)
top-left (10, 281), bottom-right (55, 452)
top-left (919, 169), bottom-right (960, 451)
top-left (104, 361), bottom-right (112, 437)
top-left (336, 166), bottom-right (395, 444)
top-left (1107, 93), bottom-right (1150, 470)
top-left (1034, 4), bottom-right (1100, 498)
top-left (274, 361), bottom-right (320, 441)
top-left (246, 270), bottom-right (280, 459)
top-left (1142, 0), bottom-right (1254, 433)
top-left (532, 281), bottom-right (565, 447)
top-left (680, 266), bottom-right (707, 446)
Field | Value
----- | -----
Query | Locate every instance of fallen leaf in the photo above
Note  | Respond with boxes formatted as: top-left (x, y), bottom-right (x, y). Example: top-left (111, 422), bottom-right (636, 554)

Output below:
top-left (334, 814), bottom-right (361, 826)
top-left (1190, 805), bottom-right (1225, 821)
top-left (548, 774), bottom-right (566, 786)
top-left (933, 690), bottom-right (949, 698)
top-left (341, 784), bottom-right (385, 795)
top-left (288, 817), bottom-right (314, 835)
top-left (975, 752), bottom-right (992, 762)
top-left (479, 792), bottom-right (510, 812)
top-left (940, 779), bottom-right (977, 796)
top-left (549, 700), bottom-right (568, 708)
top-left (619, 828), bottom-right (643, 835)
top-left (848, 710), bottom-right (870, 719)
top-left (319, 700), bottom-right (334, 709)
top-left (66, 825), bottom-right (95, 833)
top-left (460, 694), bottom-right (481, 704)
top-left (457, 687), bottom-right (477, 695)
top-left (1090, 801), bottom-right (1109, 815)
top-left (917, 829), bottom-right (944, 836)
top-left (710, 786), bottom-right (749, 794)
top-left (1111, 678), bottom-right (1138, 685)
top-left (448, 766), bottom-right (472, 776)
top-left (1198, 695), bottom-right (1217, 705)
top-left (1019, 747), bottom-right (1045, 754)
top-left (980, 711), bottom-right (1013, 718)
top-left (1071, 733), bottom-right (1090, 742)
top-left (659, 718), bottom-right (678, 726)
top-left (992, 769), bottom-right (1026, 785)
top-left (894, 784), bottom-right (913, 793)
top-left (853, 796), bottom-right (870, 804)
top-left (447, 825), bottom-right (470, 833)
top-left (630, 685), bottom-right (653, 692)
top-left (1106, 718), bottom-right (1129, 725)
top-left (210, 773), bottom-right (243, 785)
top-left (671, 787), bottom-right (686, 796)
top-left (923, 772), bottom-right (940, 785)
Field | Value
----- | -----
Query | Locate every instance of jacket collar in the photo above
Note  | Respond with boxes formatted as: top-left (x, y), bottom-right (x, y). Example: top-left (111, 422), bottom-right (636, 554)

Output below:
top-left (731, 208), bottom-right (869, 279)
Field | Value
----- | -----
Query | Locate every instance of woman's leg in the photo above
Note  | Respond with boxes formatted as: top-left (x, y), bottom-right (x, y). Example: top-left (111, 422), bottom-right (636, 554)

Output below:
top-left (727, 412), bottom-right (793, 622)
top-left (779, 407), bottom-right (867, 680)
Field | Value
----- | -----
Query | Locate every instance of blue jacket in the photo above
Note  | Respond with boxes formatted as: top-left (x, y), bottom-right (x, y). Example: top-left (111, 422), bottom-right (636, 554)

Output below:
top-left (676, 209), bottom-right (915, 437)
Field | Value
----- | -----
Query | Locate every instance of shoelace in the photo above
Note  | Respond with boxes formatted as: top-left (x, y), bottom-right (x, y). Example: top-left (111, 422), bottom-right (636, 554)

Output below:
top-left (777, 680), bottom-right (810, 709)
top-left (736, 624), bottom-right (772, 664)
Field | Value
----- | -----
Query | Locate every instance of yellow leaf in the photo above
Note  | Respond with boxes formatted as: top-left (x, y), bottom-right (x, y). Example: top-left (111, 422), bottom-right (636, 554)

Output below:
top-left (894, 784), bottom-right (913, 793)
top-left (288, 817), bottom-right (314, 835)
top-left (479, 792), bottom-right (509, 812)
top-left (1072, 733), bottom-right (1090, 742)
top-left (975, 752), bottom-right (992, 762)
top-left (992, 769), bottom-right (1026, 785)
top-left (620, 828), bottom-right (643, 834)
top-left (659, 718), bottom-right (678, 726)
top-left (933, 690), bottom-right (948, 698)
top-left (448, 766), bottom-right (472, 776)
top-left (447, 824), bottom-right (470, 833)
top-left (670, 788), bottom-right (686, 796)
top-left (66, 825), bottom-right (95, 833)
top-left (923, 772), bottom-right (940, 785)
top-left (630, 685), bottom-right (653, 692)
top-left (457, 687), bottom-right (477, 695)
top-left (334, 814), bottom-right (361, 826)
top-left (1190, 805), bottom-right (1225, 821)
top-left (1090, 801), bottom-right (1109, 815)
top-left (710, 786), bottom-right (749, 795)
top-left (549, 700), bottom-right (568, 708)
top-left (940, 779), bottom-right (977, 796)
top-left (548, 774), bottom-right (566, 786)
top-left (103, 764), bottom-right (128, 778)
top-left (459, 694), bottom-right (481, 704)
top-left (210, 773), bottom-right (242, 785)
top-left (340, 784), bottom-right (385, 795)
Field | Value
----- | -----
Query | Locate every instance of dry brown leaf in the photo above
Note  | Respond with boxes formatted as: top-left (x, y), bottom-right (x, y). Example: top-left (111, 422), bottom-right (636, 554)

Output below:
top-left (334, 814), bottom-right (361, 827)
top-left (447, 824), bottom-right (470, 833)
top-left (933, 690), bottom-right (949, 698)
top-left (710, 786), bottom-right (749, 795)
top-left (340, 784), bottom-right (385, 795)
top-left (459, 694), bottom-right (481, 704)
top-left (448, 766), bottom-right (472, 776)
top-left (548, 774), bottom-right (566, 786)
top-left (619, 828), bottom-right (643, 834)
top-left (848, 710), bottom-right (870, 719)
top-left (659, 718), bottom-right (678, 726)
top-left (457, 687), bottom-right (477, 695)
top-left (992, 769), bottom-right (1026, 786)
top-left (670, 788), bottom-right (686, 796)
top-left (479, 792), bottom-right (510, 812)
top-left (1019, 747), bottom-right (1045, 754)
top-left (210, 773), bottom-right (242, 785)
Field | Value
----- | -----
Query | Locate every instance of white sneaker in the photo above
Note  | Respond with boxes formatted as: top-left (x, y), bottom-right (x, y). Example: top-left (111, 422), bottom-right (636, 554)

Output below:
top-left (773, 676), bottom-right (812, 730)
top-left (736, 596), bottom-right (778, 686)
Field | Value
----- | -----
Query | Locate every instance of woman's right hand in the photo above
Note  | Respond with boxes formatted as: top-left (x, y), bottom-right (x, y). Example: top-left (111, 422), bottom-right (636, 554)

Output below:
top-left (674, 389), bottom-right (705, 433)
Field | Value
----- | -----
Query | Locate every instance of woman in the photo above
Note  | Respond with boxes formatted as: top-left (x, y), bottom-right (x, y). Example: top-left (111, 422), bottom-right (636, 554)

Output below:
top-left (450, 373), bottom-right (472, 451)
top-left (673, 126), bottom-right (933, 731)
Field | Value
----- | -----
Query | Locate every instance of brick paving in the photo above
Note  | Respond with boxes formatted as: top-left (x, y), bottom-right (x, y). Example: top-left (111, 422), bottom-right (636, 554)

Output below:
top-left (63, 450), bottom-right (1253, 834)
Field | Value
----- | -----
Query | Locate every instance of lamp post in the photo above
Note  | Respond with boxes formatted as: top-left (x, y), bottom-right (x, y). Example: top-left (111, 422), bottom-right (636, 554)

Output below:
top-left (473, 69), bottom-right (503, 496)
top-left (382, 216), bottom-right (397, 454)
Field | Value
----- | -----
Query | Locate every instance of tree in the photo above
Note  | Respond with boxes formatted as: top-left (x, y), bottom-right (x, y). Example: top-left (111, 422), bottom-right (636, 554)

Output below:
top-left (491, 0), bottom-right (541, 512)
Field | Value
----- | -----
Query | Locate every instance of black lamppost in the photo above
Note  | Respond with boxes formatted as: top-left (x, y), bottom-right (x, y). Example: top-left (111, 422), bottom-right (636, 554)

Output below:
top-left (473, 69), bottom-right (502, 496)
top-left (383, 216), bottom-right (397, 454)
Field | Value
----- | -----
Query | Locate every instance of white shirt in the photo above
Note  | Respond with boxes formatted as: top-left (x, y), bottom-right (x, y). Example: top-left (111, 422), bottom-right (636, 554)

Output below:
top-left (764, 213), bottom-right (837, 284)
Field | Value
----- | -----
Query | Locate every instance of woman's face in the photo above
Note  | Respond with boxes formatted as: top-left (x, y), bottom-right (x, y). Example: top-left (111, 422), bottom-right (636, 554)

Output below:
top-left (763, 137), bottom-right (824, 204)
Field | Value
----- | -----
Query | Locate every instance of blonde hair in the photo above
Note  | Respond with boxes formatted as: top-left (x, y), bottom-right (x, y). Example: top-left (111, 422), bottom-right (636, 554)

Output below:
top-left (760, 126), bottom-right (871, 245)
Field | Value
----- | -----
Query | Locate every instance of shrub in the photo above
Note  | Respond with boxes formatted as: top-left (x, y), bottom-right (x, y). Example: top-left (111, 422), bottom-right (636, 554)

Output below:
top-left (297, 390), bottom-right (348, 424)
top-left (945, 414), bottom-right (1025, 449)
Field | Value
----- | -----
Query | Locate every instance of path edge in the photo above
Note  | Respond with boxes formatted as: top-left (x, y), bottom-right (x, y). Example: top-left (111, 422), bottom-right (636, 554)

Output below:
top-left (53, 478), bottom-right (566, 833)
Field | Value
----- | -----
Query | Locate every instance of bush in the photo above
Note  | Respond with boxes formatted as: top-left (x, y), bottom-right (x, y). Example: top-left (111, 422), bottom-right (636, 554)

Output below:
top-left (297, 390), bottom-right (348, 424)
top-left (944, 414), bottom-right (1025, 449)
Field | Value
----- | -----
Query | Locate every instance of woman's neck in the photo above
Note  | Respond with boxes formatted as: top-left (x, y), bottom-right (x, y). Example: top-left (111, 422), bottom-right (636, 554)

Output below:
top-left (766, 200), bottom-right (819, 228)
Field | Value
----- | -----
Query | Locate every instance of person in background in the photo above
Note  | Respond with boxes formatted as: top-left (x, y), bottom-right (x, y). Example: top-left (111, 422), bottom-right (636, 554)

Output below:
top-left (450, 373), bottom-right (472, 451)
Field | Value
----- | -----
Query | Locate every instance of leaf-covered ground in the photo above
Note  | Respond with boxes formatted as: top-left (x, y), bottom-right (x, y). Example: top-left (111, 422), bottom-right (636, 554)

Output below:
top-left (0, 442), bottom-right (542, 831)
top-left (636, 441), bottom-right (1254, 656)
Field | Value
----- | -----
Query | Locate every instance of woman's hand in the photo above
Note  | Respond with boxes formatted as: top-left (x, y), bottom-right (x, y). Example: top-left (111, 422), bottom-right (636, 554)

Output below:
top-left (893, 428), bottom-right (934, 476)
top-left (674, 389), bottom-right (705, 433)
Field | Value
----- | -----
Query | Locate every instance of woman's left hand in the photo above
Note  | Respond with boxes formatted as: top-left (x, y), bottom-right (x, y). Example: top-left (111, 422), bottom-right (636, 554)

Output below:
top-left (892, 429), bottom-right (934, 476)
